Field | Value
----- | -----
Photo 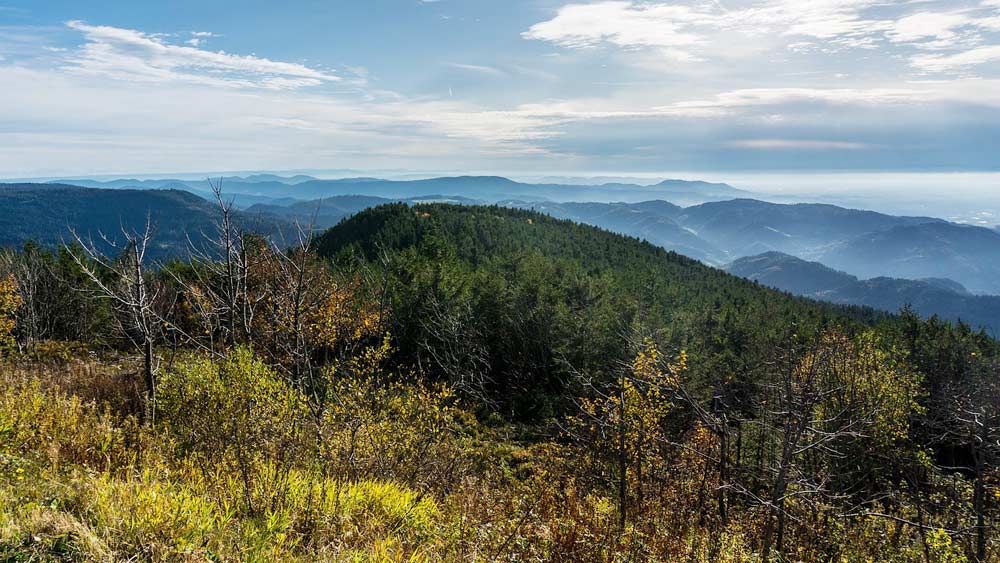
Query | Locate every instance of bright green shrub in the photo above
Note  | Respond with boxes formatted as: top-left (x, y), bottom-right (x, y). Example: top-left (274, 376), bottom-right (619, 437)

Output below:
top-left (317, 365), bottom-right (464, 487)
top-left (156, 348), bottom-right (308, 515)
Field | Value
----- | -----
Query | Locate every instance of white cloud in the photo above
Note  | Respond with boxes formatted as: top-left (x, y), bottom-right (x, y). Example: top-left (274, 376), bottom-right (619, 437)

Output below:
top-left (447, 63), bottom-right (508, 77)
top-left (887, 12), bottom-right (972, 45)
top-left (912, 45), bottom-right (1000, 71)
top-left (522, 0), bottom-right (893, 61)
top-left (526, 1), bottom-right (1000, 73)
top-left (523, 1), bottom-right (708, 57)
top-left (741, 0), bottom-right (889, 41)
top-left (655, 87), bottom-right (930, 115)
top-left (63, 21), bottom-right (339, 89)
top-left (185, 31), bottom-right (218, 47)
top-left (726, 139), bottom-right (871, 150)
top-left (644, 81), bottom-right (1000, 116)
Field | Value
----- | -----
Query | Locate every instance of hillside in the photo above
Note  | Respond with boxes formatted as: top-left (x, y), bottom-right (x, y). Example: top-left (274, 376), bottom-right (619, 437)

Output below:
top-left (728, 252), bottom-right (1000, 331)
top-left (316, 203), bottom-right (890, 417)
top-left (818, 222), bottom-right (1000, 294)
top-left (246, 195), bottom-right (393, 230)
top-left (726, 251), bottom-right (859, 295)
top-left (500, 198), bottom-right (1000, 296)
top-left (0, 183), bottom-right (286, 259)
top-left (507, 200), bottom-right (728, 264)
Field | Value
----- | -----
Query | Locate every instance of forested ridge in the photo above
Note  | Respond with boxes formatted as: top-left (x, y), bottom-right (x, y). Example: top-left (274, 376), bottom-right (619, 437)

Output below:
top-left (1, 202), bottom-right (998, 562)
top-left (316, 204), bottom-right (892, 418)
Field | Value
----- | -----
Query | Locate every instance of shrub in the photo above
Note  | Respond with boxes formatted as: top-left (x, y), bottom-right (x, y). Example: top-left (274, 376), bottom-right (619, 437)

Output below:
top-left (156, 348), bottom-right (309, 515)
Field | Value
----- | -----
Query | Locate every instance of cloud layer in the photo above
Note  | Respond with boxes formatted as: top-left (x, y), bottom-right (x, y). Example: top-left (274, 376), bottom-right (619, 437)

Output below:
top-left (0, 3), bottom-right (999, 176)
top-left (524, 0), bottom-right (1000, 72)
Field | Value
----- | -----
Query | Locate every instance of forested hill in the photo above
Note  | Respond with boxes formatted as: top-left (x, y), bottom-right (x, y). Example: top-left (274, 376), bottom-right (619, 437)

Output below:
top-left (0, 183), bottom-right (288, 259)
top-left (321, 202), bottom-right (879, 306)
top-left (316, 203), bottom-right (884, 322)
top-left (316, 203), bottom-right (894, 418)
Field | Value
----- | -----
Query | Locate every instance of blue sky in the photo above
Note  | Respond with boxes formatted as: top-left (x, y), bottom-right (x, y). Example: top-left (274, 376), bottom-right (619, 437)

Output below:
top-left (2, 0), bottom-right (1000, 177)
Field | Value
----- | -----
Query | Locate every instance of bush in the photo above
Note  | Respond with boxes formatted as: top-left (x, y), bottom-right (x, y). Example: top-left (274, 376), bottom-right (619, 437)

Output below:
top-left (156, 348), bottom-right (309, 516)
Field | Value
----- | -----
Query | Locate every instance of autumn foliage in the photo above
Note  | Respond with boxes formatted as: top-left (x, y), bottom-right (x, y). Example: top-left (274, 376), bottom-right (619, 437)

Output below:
top-left (1, 203), bottom-right (999, 562)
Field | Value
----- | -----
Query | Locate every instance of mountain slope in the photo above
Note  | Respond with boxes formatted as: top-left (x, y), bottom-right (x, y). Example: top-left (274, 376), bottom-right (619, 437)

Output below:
top-left (677, 199), bottom-right (943, 257)
top-left (502, 198), bottom-right (998, 294)
top-left (727, 252), bottom-right (1000, 331)
top-left (315, 203), bottom-right (891, 416)
top-left (818, 222), bottom-right (1000, 294)
top-left (245, 195), bottom-right (393, 230)
top-left (725, 252), bottom-right (859, 295)
top-left (651, 179), bottom-right (748, 202)
top-left (506, 200), bottom-right (727, 264)
top-left (0, 183), bottom-right (286, 259)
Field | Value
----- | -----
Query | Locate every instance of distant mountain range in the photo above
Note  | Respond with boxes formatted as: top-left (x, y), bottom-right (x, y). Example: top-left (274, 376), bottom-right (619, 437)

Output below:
top-left (675, 199), bottom-right (943, 258)
top-left (818, 222), bottom-right (1000, 295)
top-left (726, 252), bottom-right (999, 332)
top-left (52, 175), bottom-right (750, 207)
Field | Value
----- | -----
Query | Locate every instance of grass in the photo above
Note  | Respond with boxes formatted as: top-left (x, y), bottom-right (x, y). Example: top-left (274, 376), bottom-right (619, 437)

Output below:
top-left (0, 348), bottom-right (978, 562)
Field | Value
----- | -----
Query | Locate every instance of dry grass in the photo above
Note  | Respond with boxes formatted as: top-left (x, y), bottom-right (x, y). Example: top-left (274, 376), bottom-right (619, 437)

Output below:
top-left (0, 351), bottom-right (982, 562)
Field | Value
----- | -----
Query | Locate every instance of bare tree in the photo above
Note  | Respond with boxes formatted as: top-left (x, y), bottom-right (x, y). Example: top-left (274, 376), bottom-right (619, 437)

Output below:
top-left (68, 215), bottom-right (160, 420)
top-left (177, 179), bottom-right (261, 350)
top-left (418, 295), bottom-right (493, 403)
top-left (935, 358), bottom-right (1000, 562)
top-left (0, 248), bottom-right (40, 349)
top-left (261, 220), bottom-right (324, 386)
top-left (742, 332), bottom-right (919, 563)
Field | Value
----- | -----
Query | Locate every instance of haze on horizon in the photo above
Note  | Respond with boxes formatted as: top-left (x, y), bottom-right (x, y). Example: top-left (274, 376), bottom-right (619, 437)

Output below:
top-left (1, 0), bottom-right (999, 203)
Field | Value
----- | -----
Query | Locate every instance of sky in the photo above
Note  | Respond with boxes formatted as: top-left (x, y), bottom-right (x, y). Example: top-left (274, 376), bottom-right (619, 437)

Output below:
top-left (2, 0), bottom-right (1000, 178)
